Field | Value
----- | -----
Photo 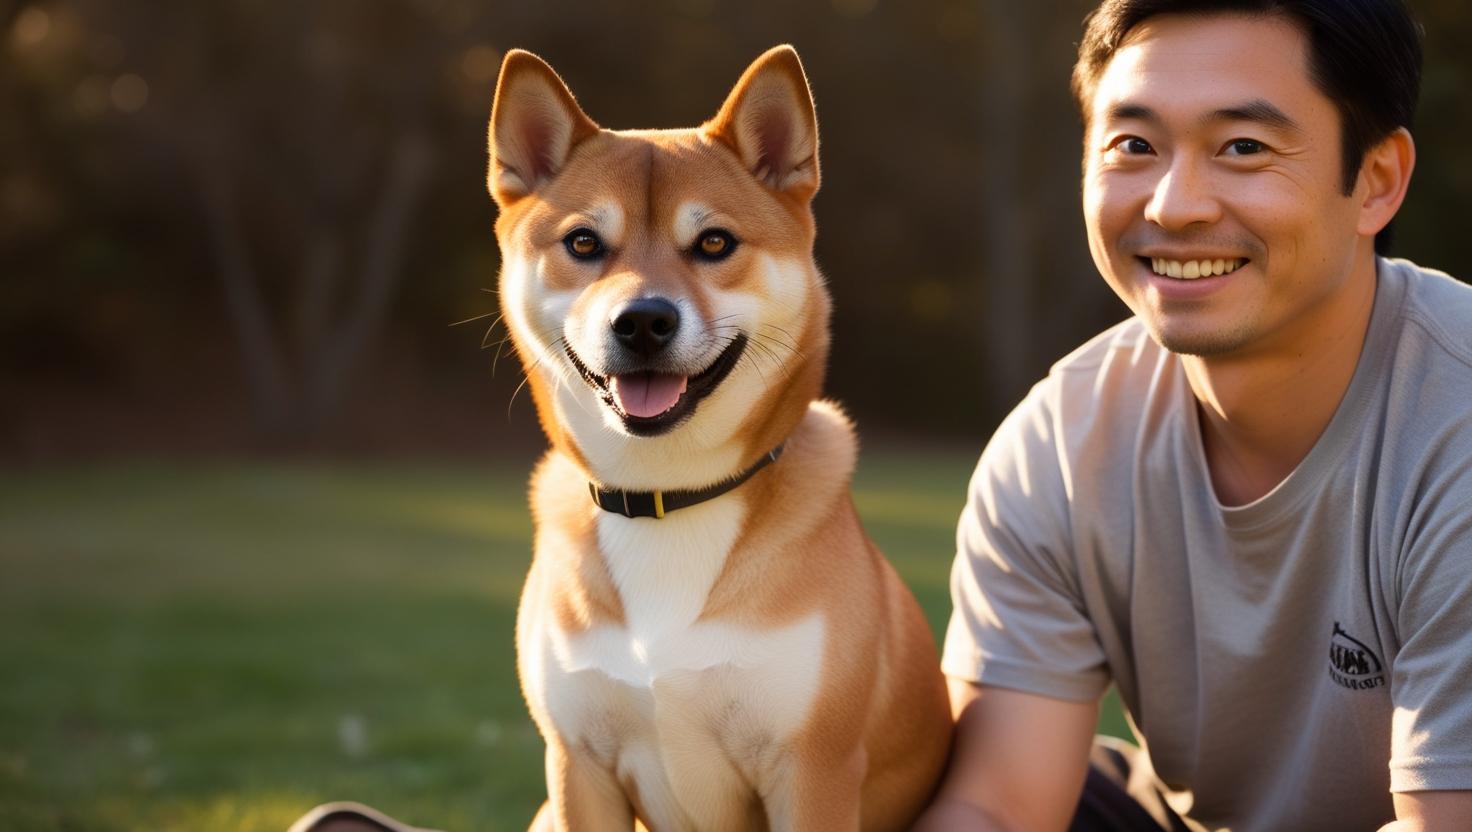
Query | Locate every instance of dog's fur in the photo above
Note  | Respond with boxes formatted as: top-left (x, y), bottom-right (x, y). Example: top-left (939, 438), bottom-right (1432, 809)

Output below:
top-left (488, 45), bottom-right (952, 831)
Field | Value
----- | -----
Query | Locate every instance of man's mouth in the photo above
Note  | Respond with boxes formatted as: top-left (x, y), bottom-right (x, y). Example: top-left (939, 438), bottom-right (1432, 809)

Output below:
top-left (1141, 257), bottom-right (1248, 280)
top-left (564, 334), bottom-right (748, 437)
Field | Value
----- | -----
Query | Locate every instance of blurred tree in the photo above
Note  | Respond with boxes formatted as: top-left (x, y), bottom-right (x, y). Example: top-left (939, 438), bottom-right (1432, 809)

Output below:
top-left (975, 0), bottom-right (1103, 405)
top-left (1396, 0), bottom-right (1472, 278)
top-left (70, 0), bottom-right (445, 436)
top-left (0, 0), bottom-right (1466, 456)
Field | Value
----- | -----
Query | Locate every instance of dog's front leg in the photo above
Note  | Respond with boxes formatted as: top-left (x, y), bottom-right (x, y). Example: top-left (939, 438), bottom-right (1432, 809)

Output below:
top-left (541, 742), bottom-right (637, 832)
top-left (763, 748), bottom-right (866, 832)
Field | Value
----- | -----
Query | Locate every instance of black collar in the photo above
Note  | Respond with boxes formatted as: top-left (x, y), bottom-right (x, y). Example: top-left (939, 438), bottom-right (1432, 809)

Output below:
top-left (589, 444), bottom-right (785, 519)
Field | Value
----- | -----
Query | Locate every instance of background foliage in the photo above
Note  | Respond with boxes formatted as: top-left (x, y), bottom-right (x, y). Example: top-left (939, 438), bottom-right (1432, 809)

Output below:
top-left (4, 0), bottom-right (1466, 457)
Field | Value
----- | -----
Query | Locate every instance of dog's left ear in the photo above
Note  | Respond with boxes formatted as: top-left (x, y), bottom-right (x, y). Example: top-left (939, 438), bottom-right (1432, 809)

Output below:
top-left (704, 45), bottom-right (819, 202)
top-left (488, 49), bottom-right (600, 206)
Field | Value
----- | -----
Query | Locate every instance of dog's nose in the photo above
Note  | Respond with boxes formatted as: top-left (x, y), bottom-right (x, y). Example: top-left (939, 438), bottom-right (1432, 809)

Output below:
top-left (611, 298), bottom-right (680, 358)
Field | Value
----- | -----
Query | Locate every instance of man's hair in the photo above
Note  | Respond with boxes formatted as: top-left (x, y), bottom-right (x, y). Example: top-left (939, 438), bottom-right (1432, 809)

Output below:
top-left (1072, 0), bottom-right (1423, 254)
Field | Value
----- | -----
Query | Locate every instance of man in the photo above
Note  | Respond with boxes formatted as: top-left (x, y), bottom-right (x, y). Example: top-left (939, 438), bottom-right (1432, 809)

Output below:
top-left (916, 1), bottom-right (1472, 831)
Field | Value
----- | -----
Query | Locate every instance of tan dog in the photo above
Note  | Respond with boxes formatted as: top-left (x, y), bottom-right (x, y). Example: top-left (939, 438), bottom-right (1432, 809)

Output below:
top-left (488, 45), bottom-right (951, 831)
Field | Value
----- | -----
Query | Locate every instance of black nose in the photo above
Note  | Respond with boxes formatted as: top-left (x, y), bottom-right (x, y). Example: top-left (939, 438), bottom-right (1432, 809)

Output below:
top-left (611, 298), bottom-right (680, 358)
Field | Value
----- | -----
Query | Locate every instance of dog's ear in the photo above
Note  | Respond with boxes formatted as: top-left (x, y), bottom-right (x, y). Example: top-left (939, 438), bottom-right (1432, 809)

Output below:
top-left (704, 45), bottom-right (820, 202)
top-left (488, 50), bottom-right (600, 206)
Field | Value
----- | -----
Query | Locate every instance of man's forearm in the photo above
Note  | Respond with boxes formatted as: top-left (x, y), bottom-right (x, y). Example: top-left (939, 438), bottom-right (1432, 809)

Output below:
top-left (912, 797), bottom-right (1028, 832)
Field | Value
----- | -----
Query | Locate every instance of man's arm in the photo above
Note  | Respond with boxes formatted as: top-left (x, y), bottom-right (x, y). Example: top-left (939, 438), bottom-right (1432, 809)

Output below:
top-left (1378, 792), bottom-right (1472, 832)
top-left (913, 679), bottom-right (1098, 832)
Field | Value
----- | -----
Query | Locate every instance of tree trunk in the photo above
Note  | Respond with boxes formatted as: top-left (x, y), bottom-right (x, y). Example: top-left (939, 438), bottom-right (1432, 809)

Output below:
top-left (195, 161), bottom-right (292, 434)
top-left (978, 0), bottom-right (1033, 409)
top-left (305, 131), bottom-right (435, 429)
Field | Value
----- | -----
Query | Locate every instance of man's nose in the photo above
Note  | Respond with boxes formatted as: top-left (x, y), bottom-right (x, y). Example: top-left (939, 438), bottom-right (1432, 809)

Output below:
top-left (1144, 159), bottom-right (1221, 230)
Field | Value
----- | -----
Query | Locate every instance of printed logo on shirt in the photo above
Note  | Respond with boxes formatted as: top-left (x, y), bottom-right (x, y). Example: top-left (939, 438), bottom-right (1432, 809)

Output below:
top-left (1328, 622), bottom-right (1386, 691)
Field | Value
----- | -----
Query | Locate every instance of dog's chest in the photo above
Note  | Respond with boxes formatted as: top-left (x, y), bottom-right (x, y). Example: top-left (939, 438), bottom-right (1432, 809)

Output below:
top-left (525, 498), bottom-right (826, 811)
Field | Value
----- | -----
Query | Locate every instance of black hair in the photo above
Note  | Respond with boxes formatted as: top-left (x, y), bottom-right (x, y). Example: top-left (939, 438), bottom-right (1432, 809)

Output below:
top-left (1073, 0), bottom-right (1423, 254)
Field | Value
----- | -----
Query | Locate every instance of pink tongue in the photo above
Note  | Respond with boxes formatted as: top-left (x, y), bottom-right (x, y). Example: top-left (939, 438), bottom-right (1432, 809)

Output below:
top-left (610, 373), bottom-right (689, 418)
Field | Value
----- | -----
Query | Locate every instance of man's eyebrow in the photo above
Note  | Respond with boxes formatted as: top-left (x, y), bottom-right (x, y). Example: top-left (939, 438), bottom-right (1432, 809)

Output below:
top-left (1100, 100), bottom-right (1302, 134)
top-left (1104, 102), bottom-right (1159, 124)
top-left (1206, 99), bottom-right (1301, 133)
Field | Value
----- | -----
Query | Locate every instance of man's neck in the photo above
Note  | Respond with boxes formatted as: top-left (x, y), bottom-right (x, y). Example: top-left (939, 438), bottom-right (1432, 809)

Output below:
top-left (1183, 255), bottom-right (1380, 507)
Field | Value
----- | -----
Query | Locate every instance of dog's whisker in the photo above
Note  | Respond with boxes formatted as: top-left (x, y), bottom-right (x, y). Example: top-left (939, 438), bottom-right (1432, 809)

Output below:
top-left (698, 333), bottom-right (741, 356)
top-left (483, 329), bottom-right (513, 351)
top-left (750, 338), bottom-right (793, 380)
top-left (479, 313), bottom-right (508, 348)
top-left (756, 326), bottom-right (803, 355)
top-left (508, 371), bottom-right (533, 419)
top-left (735, 349), bottom-right (769, 385)
top-left (759, 335), bottom-right (801, 356)
top-left (756, 332), bottom-right (806, 364)
top-left (755, 331), bottom-right (795, 353)
top-left (506, 334), bottom-right (571, 417)
top-left (452, 311), bottom-right (502, 328)
top-left (491, 337), bottom-right (512, 378)
top-left (544, 345), bottom-right (594, 419)
top-left (757, 330), bottom-right (804, 359)
top-left (507, 350), bottom-right (548, 414)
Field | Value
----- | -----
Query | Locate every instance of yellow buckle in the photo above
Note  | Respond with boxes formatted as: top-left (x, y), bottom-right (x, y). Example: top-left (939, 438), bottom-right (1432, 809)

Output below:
top-left (653, 490), bottom-right (665, 519)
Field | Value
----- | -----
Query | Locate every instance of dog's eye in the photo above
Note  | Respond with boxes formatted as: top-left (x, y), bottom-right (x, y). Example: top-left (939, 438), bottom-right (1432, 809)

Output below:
top-left (564, 228), bottom-right (605, 260)
top-left (694, 229), bottom-right (738, 261)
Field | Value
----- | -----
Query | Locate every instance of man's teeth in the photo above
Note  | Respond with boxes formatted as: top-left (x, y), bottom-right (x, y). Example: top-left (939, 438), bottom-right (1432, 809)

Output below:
top-left (1150, 258), bottom-right (1245, 279)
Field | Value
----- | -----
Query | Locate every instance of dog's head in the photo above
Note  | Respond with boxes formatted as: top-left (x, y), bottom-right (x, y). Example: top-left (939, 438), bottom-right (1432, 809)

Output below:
top-left (488, 46), bottom-right (829, 490)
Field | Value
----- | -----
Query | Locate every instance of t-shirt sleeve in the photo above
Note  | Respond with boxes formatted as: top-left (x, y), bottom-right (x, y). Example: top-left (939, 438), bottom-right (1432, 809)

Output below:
top-left (1389, 485), bottom-right (1472, 793)
top-left (940, 379), bottom-right (1110, 702)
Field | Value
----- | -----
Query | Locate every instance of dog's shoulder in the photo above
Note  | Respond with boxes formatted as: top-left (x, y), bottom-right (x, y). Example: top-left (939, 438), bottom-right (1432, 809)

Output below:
top-left (791, 399), bottom-right (858, 487)
top-left (527, 450), bottom-right (598, 535)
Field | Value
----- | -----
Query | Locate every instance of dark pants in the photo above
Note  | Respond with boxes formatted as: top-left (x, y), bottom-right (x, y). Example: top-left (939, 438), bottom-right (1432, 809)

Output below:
top-left (292, 737), bottom-right (1187, 832)
top-left (1070, 736), bottom-right (1193, 832)
top-left (287, 802), bottom-right (433, 832)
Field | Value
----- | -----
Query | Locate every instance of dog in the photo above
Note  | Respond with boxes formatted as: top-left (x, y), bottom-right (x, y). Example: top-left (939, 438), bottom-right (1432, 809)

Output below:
top-left (488, 45), bottom-right (952, 831)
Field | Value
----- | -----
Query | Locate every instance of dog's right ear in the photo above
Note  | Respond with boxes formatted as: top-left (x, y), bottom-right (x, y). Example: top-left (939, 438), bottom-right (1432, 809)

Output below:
top-left (488, 50), bottom-right (600, 206)
top-left (705, 45), bottom-right (820, 203)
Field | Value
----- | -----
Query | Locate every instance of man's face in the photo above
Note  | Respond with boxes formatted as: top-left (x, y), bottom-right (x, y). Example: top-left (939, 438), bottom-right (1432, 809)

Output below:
top-left (1082, 13), bottom-right (1366, 357)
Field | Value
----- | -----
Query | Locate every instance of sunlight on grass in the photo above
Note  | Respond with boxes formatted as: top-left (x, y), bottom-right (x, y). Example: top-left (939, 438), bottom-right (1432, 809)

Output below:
top-left (0, 447), bottom-right (1126, 830)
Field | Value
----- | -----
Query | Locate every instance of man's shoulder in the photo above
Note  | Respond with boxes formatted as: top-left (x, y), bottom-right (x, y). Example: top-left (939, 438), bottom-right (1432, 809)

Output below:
top-left (1026, 315), bottom-right (1179, 423)
top-left (1048, 315), bottom-right (1160, 377)
top-left (1377, 259), bottom-right (1472, 517)
top-left (990, 316), bottom-right (1181, 475)
top-left (1392, 258), bottom-right (1472, 370)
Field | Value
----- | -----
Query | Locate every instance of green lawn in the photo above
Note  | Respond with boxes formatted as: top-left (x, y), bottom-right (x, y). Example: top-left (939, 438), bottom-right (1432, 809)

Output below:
top-left (0, 448), bottom-right (1127, 830)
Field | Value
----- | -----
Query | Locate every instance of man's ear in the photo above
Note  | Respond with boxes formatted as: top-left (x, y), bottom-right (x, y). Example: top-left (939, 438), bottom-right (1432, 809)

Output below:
top-left (1355, 127), bottom-right (1416, 239)
top-left (487, 50), bottom-right (600, 206)
top-left (704, 45), bottom-right (820, 202)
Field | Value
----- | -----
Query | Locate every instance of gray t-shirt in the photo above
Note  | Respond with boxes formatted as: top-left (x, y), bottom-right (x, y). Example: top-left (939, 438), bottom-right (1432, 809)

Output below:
top-left (943, 258), bottom-right (1472, 832)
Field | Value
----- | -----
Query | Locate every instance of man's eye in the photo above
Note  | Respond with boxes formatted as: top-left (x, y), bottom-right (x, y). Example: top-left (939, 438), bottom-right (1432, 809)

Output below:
top-left (1226, 139), bottom-right (1265, 156)
top-left (1115, 137), bottom-right (1153, 155)
top-left (1103, 136), bottom-right (1153, 158)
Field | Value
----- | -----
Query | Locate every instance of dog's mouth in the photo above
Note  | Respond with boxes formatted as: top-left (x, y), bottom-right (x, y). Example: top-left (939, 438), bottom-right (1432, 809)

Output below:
top-left (564, 334), bottom-right (748, 437)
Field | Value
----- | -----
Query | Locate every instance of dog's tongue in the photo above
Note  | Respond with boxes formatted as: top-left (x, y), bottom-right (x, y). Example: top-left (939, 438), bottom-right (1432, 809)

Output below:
top-left (610, 373), bottom-right (688, 418)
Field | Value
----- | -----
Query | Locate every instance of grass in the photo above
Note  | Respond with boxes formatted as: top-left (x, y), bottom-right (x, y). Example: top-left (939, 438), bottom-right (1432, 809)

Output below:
top-left (0, 448), bottom-right (1127, 830)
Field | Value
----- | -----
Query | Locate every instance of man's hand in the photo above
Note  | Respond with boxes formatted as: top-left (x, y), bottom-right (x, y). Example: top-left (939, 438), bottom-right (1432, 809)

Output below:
top-left (912, 679), bottom-right (1098, 832)
top-left (1378, 791), bottom-right (1472, 832)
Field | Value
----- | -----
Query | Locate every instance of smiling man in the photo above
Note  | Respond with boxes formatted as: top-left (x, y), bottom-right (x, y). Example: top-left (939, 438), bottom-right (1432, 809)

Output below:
top-left (917, 2), bottom-right (1472, 832)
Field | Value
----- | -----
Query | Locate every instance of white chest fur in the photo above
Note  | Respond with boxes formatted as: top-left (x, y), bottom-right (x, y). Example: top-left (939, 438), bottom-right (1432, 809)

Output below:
top-left (525, 495), bottom-right (827, 826)
top-left (596, 494), bottom-right (747, 644)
